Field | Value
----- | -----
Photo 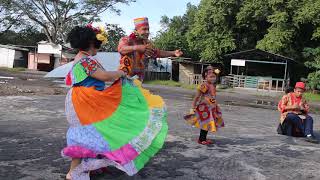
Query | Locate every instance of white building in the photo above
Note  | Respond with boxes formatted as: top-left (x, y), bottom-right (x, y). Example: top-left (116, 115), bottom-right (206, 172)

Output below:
top-left (0, 44), bottom-right (29, 68)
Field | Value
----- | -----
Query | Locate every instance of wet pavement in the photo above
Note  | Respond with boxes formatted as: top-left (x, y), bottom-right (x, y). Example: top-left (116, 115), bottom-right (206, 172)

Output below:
top-left (0, 90), bottom-right (320, 180)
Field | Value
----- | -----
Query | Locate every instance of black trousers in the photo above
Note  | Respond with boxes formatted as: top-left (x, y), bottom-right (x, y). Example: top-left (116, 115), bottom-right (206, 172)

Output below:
top-left (199, 129), bottom-right (208, 141)
top-left (286, 113), bottom-right (314, 136)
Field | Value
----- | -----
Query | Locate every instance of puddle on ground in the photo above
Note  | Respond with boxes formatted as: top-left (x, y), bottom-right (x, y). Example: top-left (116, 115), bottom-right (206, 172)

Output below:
top-left (51, 80), bottom-right (69, 88)
top-left (0, 76), bottom-right (15, 79)
top-left (0, 76), bottom-right (38, 82)
top-left (0, 80), bottom-right (9, 84)
top-left (0, 76), bottom-right (14, 84)
top-left (224, 100), bottom-right (236, 106)
top-left (255, 99), bottom-right (275, 106)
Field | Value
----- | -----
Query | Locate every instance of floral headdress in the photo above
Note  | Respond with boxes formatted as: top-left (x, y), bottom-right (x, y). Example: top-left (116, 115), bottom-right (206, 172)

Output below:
top-left (86, 23), bottom-right (108, 45)
top-left (214, 69), bottom-right (221, 74)
top-left (129, 17), bottom-right (149, 40)
top-left (206, 66), bottom-right (220, 75)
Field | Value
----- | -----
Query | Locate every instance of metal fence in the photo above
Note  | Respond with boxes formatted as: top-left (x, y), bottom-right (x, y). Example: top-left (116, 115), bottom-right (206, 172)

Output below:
top-left (223, 74), bottom-right (285, 92)
top-left (144, 71), bottom-right (171, 81)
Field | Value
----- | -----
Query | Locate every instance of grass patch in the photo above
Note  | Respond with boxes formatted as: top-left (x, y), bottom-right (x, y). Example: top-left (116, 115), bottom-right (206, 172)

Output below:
top-left (0, 67), bottom-right (27, 72)
top-left (144, 80), bottom-right (235, 91)
top-left (144, 80), bottom-right (197, 90)
top-left (181, 84), bottom-right (197, 90)
top-left (304, 92), bottom-right (320, 102)
top-left (145, 80), bottom-right (181, 87)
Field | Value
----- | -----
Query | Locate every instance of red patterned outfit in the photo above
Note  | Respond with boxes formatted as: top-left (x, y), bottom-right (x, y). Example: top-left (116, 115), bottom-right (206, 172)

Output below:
top-left (117, 33), bottom-right (160, 81)
top-left (185, 82), bottom-right (224, 132)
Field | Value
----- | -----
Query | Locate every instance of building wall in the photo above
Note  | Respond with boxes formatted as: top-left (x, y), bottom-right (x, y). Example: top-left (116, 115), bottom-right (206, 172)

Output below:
top-left (14, 50), bottom-right (23, 60)
top-left (28, 53), bottom-right (37, 70)
top-left (13, 50), bottom-right (28, 68)
top-left (0, 48), bottom-right (15, 68)
top-left (53, 54), bottom-right (71, 67)
top-left (28, 53), bottom-right (51, 70)
top-left (179, 63), bottom-right (194, 84)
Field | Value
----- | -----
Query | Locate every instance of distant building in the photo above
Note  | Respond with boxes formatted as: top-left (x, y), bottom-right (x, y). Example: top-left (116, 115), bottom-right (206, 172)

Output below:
top-left (224, 49), bottom-right (299, 92)
top-left (171, 57), bottom-right (217, 85)
top-left (0, 44), bottom-right (29, 68)
top-left (28, 41), bottom-right (74, 72)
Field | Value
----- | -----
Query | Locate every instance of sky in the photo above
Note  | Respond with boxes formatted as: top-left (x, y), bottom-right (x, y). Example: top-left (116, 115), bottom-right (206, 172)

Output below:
top-left (97, 0), bottom-right (200, 37)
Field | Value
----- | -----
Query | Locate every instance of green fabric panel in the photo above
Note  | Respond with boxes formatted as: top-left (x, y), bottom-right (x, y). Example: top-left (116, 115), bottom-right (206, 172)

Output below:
top-left (73, 63), bottom-right (88, 83)
top-left (133, 114), bottom-right (168, 170)
top-left (93, 83), bottom-right (149, 150)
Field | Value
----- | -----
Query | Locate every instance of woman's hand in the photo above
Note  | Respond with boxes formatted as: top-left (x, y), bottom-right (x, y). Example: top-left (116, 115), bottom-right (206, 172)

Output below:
top-left (91, 69), bottom-right (127, 82)
top-left (118, 70), bottom-right (126, 78)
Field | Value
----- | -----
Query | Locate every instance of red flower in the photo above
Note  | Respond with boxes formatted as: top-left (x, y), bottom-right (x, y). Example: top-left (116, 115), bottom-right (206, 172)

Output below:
top-left (86, 23), bottom-right (100, 34)
top-left (86, 23), bottom-right (93, 29)
top-left (129, 32), bottom-right (137, 40)
top-left (82, 61), bottom-right (88, 67)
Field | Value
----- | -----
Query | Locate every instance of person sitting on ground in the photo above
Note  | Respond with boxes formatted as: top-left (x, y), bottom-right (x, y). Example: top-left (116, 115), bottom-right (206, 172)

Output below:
top-left (277, 87), bottom-right (294, 135)
top-left (277, 82), bottom-right (319, 143)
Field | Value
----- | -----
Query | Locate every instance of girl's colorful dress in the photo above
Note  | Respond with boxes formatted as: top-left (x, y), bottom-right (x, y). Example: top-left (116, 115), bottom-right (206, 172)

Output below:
top-left (62, 56), bottom-right (168, 179)
top-left (184, 82), bottom-right (224, 132)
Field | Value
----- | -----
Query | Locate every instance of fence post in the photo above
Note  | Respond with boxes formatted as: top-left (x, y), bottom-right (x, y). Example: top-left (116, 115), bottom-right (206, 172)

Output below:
top-left (244, 76), bottom-right (247, 88)
top-left (269, 80), bottom-right (272, 92)
top-left (276, 80), bottom-right (278, 92)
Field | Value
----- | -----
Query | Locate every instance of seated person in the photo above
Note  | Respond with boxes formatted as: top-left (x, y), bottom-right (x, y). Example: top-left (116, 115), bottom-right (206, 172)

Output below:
top-left (277, 82), bottom-right (319, 144)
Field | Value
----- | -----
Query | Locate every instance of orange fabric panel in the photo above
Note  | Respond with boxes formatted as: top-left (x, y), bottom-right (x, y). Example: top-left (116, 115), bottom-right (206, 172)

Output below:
top-left (72, 80), bottom-right (122, 125)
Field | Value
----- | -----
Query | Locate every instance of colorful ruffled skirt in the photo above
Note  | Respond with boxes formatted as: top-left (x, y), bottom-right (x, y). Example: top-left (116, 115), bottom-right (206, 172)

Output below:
top-left (184, 102), bottom-right (224, 132)
top-left (62, 78), bottom-right (168, 179)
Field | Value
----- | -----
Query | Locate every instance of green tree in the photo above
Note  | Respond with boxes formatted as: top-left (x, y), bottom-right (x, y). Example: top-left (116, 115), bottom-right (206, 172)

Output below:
top-left (101, 23), bottom-right (125, 52)
top-left (0, 26), bottom-right (47, 46)
top-left (187, 0), bottom-right (240, 62)
top-left (154, 16), bottom-right (188, 54)
top-left (237, 0), bottom-right (320, 60)
top-left (235, 0), bottom-right (271, 50)
top-left (0, 0), bottom-right (136, 44)
top-left (154, 3), bottom-right (198, 59)
top-left (297, 0), bottom-right (320, 90)
top-left (304, 47), bottom-right (320, 90)
top-left (255, 1), bottom-right (298, 54)
top-left (153, 0), bottom-right (320, 72)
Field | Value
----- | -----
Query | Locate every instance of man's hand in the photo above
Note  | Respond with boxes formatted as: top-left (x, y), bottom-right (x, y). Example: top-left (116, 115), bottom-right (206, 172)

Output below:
top-left (292, 104), bottom-right (300, 110)
top-left (286, 104), bottom-right (300, 111)
top-left (134, 45), bottom-right (148, 53)
top-left (174, 49), bottom-right (183, 57)
top-left (300, 106), bottom-right (307, 113)
top-left (135, 43), bottom-right (156, 57)
top-left (145, 48), bottom-right (155, 57)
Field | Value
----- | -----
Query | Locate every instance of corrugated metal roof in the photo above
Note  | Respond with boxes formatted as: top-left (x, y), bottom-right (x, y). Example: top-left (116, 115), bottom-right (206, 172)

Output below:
top-left (224, 49), bottom-right (297, 63)
top-left (45, 52), bottom-right (121, 78)
top-left (0, 44), bottom-right (29, 51)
